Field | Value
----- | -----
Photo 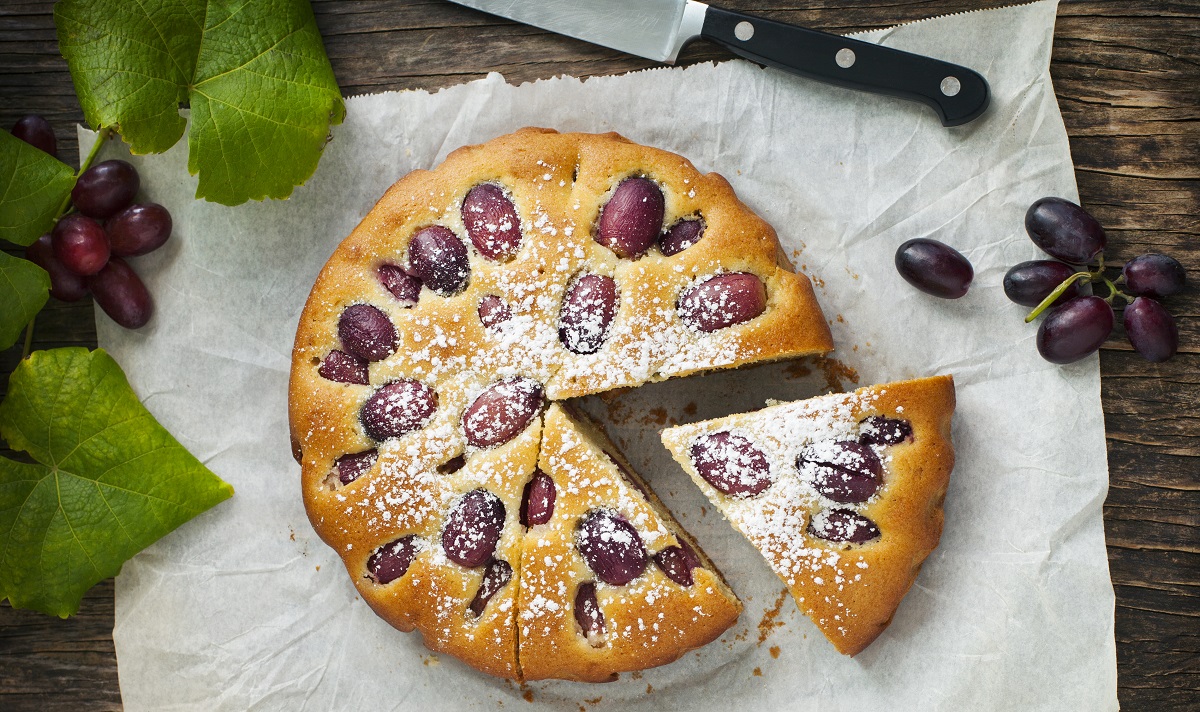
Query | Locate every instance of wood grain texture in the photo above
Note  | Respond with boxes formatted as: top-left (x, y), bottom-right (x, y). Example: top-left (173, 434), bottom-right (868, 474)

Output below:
top-left (1, 0), bottom-right (1196, 709)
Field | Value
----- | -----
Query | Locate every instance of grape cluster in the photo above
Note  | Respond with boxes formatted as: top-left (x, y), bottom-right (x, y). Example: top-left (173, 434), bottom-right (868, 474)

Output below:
top-left (13, 114), bottom-right (171, 330)
top-left (1005, 197), bottom-right (1186, 364)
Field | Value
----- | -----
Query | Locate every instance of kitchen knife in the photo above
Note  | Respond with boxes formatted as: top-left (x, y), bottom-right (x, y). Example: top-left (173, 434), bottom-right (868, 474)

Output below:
top-left (448, 0), bottom-right (990, 127)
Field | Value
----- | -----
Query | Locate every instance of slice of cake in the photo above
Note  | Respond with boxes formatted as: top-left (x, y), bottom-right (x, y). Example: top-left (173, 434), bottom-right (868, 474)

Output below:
top-left (660, 376), bottom-right (955, 655)
top-left (518, 404), bottom-right (742, 682)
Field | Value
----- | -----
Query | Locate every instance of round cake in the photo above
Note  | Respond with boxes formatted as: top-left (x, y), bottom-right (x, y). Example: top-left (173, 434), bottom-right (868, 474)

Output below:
top-left (288, 128), bottom-right (834, 680)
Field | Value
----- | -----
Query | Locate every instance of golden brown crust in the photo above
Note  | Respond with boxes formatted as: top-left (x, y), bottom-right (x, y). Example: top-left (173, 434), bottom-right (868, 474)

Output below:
top-left (288, 128), bottom-right (831, 679)
top-left (519, 405), bottom-right (742, 682)
top-left (660, 376), bottom-right (955, 656)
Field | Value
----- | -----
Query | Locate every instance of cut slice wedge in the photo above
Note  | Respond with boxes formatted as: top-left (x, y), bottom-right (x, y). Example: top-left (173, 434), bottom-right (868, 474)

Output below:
top-left (518, 404), bottom-right (742, 681)
top-left (347, 414), bottom-right (541, 679)
top-left (661, 376), bottom-right (955, 656)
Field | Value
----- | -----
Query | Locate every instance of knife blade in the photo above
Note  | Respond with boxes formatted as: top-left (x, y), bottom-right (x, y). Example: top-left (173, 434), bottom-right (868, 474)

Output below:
top-left (448, 0), bottom-right (990, 127)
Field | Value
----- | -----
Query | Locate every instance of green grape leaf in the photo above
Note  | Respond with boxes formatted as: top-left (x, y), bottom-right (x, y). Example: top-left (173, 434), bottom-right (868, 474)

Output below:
top-left (0, 348), bottom-right (234, 617)
top-left (56, 0), bottom-right (345, 206)
top-left (0, 252), bottom-right (50, 351)
top-left (0, 130), bottom-right (77, 247)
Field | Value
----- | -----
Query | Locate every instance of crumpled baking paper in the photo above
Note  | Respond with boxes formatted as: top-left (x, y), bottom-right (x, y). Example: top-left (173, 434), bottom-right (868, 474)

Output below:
top-left (90, 1), bottom-right (1117, 709)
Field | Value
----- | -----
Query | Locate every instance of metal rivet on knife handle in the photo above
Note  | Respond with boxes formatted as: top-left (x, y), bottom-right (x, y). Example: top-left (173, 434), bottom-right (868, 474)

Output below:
top-left (940, 76), bottom-right (962, 97)
top-left (836, 48), bottom-right (856, 69)
top-left (734, 21), bottom-right (754, 41)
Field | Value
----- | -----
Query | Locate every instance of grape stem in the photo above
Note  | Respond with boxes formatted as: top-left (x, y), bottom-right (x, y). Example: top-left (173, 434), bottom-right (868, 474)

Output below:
top-left (1024, 270), bottom-right (1093, 323)
top-left (21, 317), bottom-right (34, 360)
top-left (1024, 255), bottom-right (1136, 322)
top-left (51, 127), bottom-right (112, 222)
top-left (1102, 277), bottom-right (1133, 306)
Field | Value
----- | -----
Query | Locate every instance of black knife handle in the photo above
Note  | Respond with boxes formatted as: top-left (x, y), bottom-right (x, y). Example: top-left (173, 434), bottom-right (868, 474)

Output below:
top-left (701, 6), bottom-right (990, 127)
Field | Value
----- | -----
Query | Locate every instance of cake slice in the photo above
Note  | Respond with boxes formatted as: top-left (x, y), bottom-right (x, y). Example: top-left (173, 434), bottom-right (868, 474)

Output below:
top-left (518, 404), bottom-right (742, 681)
top-left (325, 384), bottom-right (541, 679)
top-left (660, 376), bottom-right (955, 656)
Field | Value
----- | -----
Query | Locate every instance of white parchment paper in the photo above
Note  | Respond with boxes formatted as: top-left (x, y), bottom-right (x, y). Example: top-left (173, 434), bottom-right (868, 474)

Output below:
top-left (92, 1), bottom-right (1118, 709)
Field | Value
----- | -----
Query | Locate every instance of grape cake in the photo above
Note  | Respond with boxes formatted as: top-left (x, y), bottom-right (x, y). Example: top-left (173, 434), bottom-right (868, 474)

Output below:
top-left (660, 376), bottom-right (956, 656)
top-left (288, 128), bottom-right (833, 680)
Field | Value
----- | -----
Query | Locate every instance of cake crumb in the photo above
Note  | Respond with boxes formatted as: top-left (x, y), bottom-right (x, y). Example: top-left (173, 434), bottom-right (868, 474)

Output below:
top-left (815, 356), bottom-right (859, 393)
top-left (752, 667), bottom-right (762, 677)
top-left (783, 360), bottom-right (813, 379)
top-left (757, 588), bottom-right (791, 644)
top-left (769, 645), bottom-right (780, 659)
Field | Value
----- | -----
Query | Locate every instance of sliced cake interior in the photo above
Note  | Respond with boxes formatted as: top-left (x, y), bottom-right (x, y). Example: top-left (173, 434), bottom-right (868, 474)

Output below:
top-left (660, 375), bottom-right (955, 656)
top-left (518, 403), bottom-right (742, 682)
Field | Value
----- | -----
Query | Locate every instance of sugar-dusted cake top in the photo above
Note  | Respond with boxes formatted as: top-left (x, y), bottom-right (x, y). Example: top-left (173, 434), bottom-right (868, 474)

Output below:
top-left (288, 128), bottom-right (831, 679)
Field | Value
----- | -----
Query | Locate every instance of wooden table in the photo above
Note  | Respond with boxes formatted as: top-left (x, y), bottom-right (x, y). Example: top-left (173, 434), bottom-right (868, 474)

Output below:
top-left (1, 1), bottom-right (1196, 708)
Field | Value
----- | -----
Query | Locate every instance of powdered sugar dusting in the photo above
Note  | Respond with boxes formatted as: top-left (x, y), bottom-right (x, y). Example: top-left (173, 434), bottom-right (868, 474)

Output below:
top-left (662, 389), bottom-right (906, 633)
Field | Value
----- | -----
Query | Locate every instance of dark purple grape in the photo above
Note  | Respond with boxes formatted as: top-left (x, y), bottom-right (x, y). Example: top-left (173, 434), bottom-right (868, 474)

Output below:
top-left (520, 470), bottom-right (555, 526)
top-left (11, 115), bottom-right (56, 156)
top-left (559, 274), bottom-right (618, 354)
top-left (469, 559), bottom-right (513, 616)
top-left (335, 449), bottom-right (377, 485)
top-left (798, 440), bottom-right (882, 504)
top-left (678, 273), bottom-right (767, 332)
top-left (360, 379), bottom-right (438, 440)
top-left (462, 183), bottom-right (522, 261)
top-left (596, 177), bottom-right (664, 259)
top-left (407, 226), bottom-right (469, 295)
top-left (895, 238), bottom-right (973, 299)
top-left (368, 535), bottom-right (422, 584)
top-left (377, 264), bottom-right (421, 306)
top-left (106, 203), bottom-right (172, 257)
top-left (438, 454), bottom-right (466, 474)
top-left (1003, 260), bottom-right (1080, 307)
top-left (1036, 295), bottom-right (1114, 364)
top-left (338, 304), bottom-right (396, 362)
top-left (318, 349), bottom-right (369, 385)
top-left (462, 377), bottom-right (544, 448)
top-left (808, 509), bottom-right (880, 544)
top-left (52, 213), bottom-right (109, 276)
top-left (1124, 297), bottom-right (1178, 363)
top-left (87, 257), bottom-right (152, 328)
top-left (25, 233), bottom-right (87, 301)
top-left (478, 295), bottom-right (512, 329)
top-left (858, 415), bottom-right (913, 446)
top-left (576, 509), bottom-right (647, 586)
top-left (72, 159), bottom-right (139, 219)
top-left (689, 431), bottom-right (773, 497)
top-left (659, 218), bottom-right (704, 256)
top-left (442, 489), bottom-right (505, 568)
top-left (1122, 254), bottom-right (1186, 299)
top-left (654, 539), bottom-right (702, 587)
top-left (1025, 197), bottom-right (1106, 264)
top-left (575, 582), bottom-right (605, 644)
